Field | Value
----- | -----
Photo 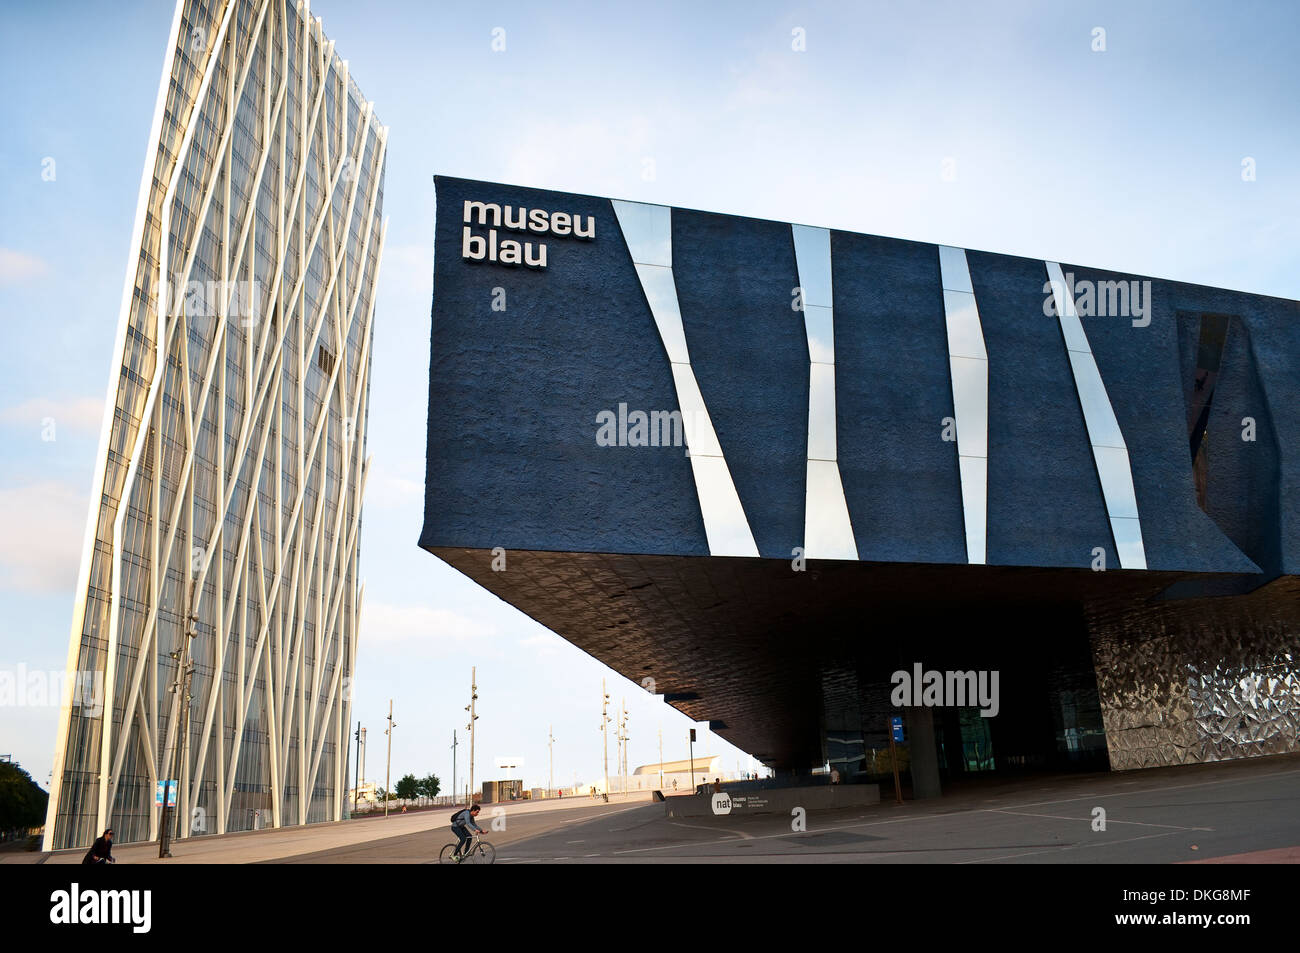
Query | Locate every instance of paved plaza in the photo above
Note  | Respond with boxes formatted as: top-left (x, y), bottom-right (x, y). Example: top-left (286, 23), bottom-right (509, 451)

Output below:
top-left (15, 753), bottom-right (1299, 865)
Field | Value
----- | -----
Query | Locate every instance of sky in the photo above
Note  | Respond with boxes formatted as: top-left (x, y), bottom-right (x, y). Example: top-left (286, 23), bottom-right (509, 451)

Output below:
top-left (0, 0), bottom-right (1297, 795)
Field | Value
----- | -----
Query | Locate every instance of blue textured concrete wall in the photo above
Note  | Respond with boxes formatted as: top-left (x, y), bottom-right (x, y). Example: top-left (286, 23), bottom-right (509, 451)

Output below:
top-left (1244, 295), bottom-right (1300, 573)
top-left (1104, 270), bottom-right (1300, 576)
top-left (969, 251), bottom-right (1115, 569)
top-left (422, 177), bottom-right (1299, 576)
top-left (672, 210), bottom-right (807, 559)
top-left (421, 176), bottom-right (708, 556)
top-left (1210, 317), bottom-right (1282, 575)
top-left (1069, 265), bottom-right (1260, 574)
top-left (833, 233), bottom-right (966, 564)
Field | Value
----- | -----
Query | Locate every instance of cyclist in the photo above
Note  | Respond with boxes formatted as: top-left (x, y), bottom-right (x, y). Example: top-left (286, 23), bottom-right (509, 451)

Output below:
top-left (450, 804), bottom-right (485, 862)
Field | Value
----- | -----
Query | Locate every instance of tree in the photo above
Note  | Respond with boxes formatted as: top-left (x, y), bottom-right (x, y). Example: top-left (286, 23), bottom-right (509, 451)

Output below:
top-left (0, 761), bottom-right (48, 833)
top-left (416, 774), bottom-right (441, 798)
top-left (394, 774), bottom-right (419, 799)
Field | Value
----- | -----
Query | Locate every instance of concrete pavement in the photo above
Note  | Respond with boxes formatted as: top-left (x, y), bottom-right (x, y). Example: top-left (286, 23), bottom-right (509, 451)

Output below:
top-left (17, 754), bottom-right (1300, 864)
top-left (494, 753), bottom-right (1300, 864)
top-left (18, 791), bottom-right (654, 865)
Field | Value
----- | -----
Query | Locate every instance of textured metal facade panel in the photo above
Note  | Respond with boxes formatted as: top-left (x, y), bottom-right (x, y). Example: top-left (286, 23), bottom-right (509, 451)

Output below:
top-left (1093, 609), bottom-right (1300, 770)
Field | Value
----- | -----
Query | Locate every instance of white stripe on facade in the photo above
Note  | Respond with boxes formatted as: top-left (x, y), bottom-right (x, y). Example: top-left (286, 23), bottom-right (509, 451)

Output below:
top-left (791, 224), bottom-right (858, 560)
top-left (612, 200), bottom-right (759, 558)
top-left (1046, 261), bottom-right (1147, 569)
top-left (938, 245), bottom-right (989, 565)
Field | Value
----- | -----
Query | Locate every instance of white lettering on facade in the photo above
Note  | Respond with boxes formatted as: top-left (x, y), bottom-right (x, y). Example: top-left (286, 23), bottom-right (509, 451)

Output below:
top-left (461, 199), bottom-right (595, 270)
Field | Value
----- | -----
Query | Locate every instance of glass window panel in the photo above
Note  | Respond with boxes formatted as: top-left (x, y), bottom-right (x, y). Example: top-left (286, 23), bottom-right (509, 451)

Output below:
top-left (612, 200), bottom-right (671, 267)
top-left (958, 454), bottom-right (987, 565)
top-left (1110, 516), bottom-right (1147, 570)
top-left (938, 245), bottom-right (974, 294)
top-left (1094, 445), bottom-right (1140, 519)
top-left (807, 362), bottom-right (838, 461)
top-left (943, 290), bottom-right (987, 360)
top-left (668, 363), bottom-right (722, 459)
top-left (1045, 261), bottom-right (1087, 348)
top-left (633, 263), bottom-right (690, 364)
top-left (803, 305), bottom-right (835, 365)
top-left (949, 355), bottom-right (988, 459)
top-left (805, 459), bottom-right (858, 560)
top-left (687, 454), bottom-right (759, 557)
top-left (1057, 307), bottom-right (1091, 354)
top-left (791, 224), bottom-right (832, 309)
top-left (1066, 349), bottom-right (1126, 449)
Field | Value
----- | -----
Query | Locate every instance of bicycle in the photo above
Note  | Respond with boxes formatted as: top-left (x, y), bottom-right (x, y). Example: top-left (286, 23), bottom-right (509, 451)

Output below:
top-left (439, 832), bottom-right (496, 865)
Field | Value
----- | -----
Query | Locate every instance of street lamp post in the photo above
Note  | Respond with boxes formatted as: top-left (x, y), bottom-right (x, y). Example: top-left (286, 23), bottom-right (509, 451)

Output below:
top-left (658, 725), bottom-right (664, 791)
top-left (159, 609), bottom-right (196, 858)
top-left (600, 680), bottom-right (611, 798)
top-left (689, 727), bottom-right (697, 793)
top-left (618, 700), bottom-right (629, 794)
top-left (384, 700), bottom-right (396, 818)
top-left (465, 668), bottom-right (478, 804)
top-left (614, 713), bottom-right (622, 794)
top-left (353, 721), bottom-right (363, 815)
top-left (450, 730), bottom-right (458, 805)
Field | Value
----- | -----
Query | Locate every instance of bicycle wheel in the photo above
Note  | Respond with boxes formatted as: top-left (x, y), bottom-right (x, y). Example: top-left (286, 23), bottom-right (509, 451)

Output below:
top-left (465, 840), bottom-right (496, 865)
top-left (438, 843), bottom-right (459, 864)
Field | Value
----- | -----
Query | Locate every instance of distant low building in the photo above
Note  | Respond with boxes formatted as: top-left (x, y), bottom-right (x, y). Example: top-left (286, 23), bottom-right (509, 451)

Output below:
top-left (632, 756), bottom-right (724, 793)
top-left (346, 782), bottom-right (381, 808)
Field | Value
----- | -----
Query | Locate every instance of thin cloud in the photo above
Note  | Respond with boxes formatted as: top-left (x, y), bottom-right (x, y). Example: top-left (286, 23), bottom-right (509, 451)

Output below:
top-left (360, 601), bottom-right (505, 659)
top-left (365, 458), bottom-right (424, 510)
top-left (501, 115), bottom-right (655, 198)
top-left (0, 396), bottom-right (103, 435)
top-left (0, 248), bottom-right (51, 285)
top-left (518, 631), bottom-right (563, 657)
top-left (375, 243), bottom-right (433, 300)
top-left (0, 482), bottom-right (88, 592)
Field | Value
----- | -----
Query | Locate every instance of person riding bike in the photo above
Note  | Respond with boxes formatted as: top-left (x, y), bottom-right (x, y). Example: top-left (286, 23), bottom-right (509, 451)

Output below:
top-left (450, 804), bottom-right (485, 861)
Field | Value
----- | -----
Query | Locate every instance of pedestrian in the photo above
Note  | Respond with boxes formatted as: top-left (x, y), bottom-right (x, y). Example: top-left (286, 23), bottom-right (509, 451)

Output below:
top-left (82, 828), bottom-right (116, 864)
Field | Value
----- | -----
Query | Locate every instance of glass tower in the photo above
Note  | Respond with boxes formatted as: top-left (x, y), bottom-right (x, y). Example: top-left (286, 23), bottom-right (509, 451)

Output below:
top-left (44, 0), bottom-right (386, 849)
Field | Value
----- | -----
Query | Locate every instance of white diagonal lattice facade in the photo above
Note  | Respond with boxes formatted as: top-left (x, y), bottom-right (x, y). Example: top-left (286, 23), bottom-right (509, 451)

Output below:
top-left (44, 0), bottom-right (386, 850)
